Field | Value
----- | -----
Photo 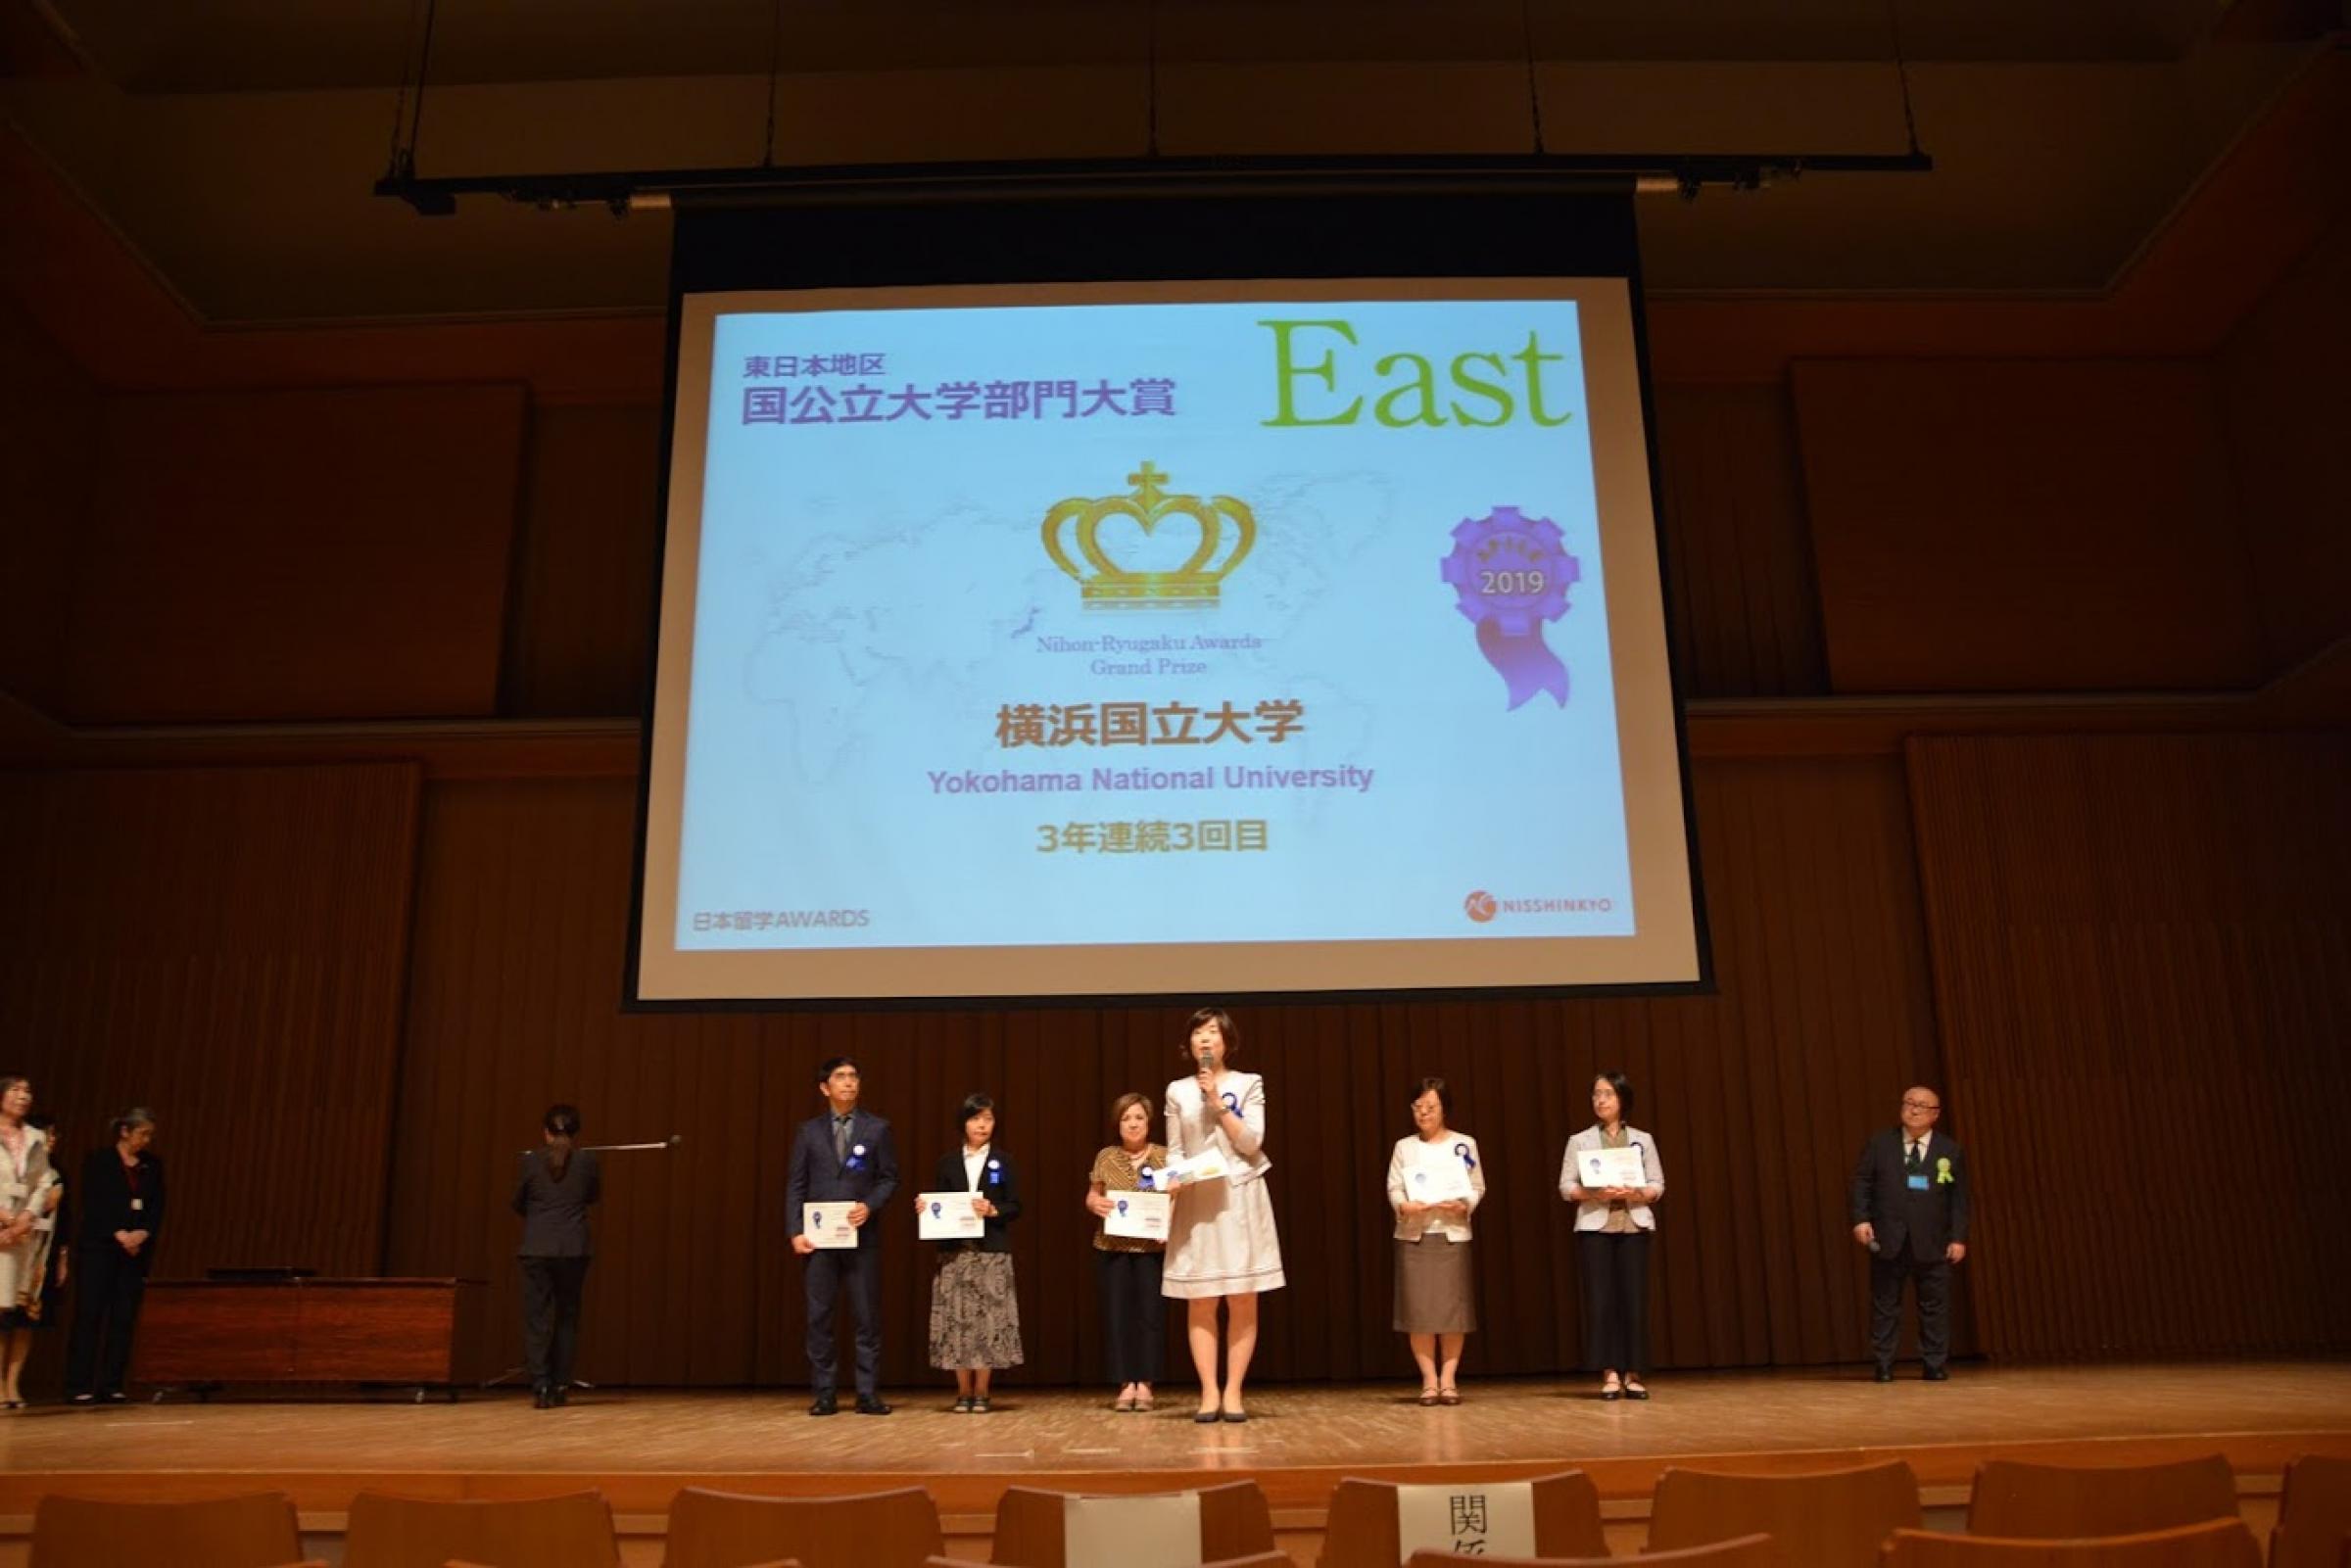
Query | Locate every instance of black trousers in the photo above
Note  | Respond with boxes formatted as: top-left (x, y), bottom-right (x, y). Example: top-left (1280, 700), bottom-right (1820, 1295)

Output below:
top-left (804, 1243), bottom-right (885, 1396)
top-left (1869, 1251), bottom-right (1952, 1371)
top-left (1575, 1229), bottom-right (1653, 1376)
top-left (64, 1243), bottom-right (147, 1398)
top-left (519, 1256), bottom-right (591, 1391)
top-left (1096, 1249), bottom-right (1166, 1385)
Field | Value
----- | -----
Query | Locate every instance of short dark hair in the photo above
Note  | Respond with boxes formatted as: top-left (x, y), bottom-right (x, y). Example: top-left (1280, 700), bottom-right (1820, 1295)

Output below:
top-left (816, 1056), bottom-right (860, 1084)
top-left (1594, 1070), bottom-right (1635, 1119)
top-left (112, 1106), bottom-right (157, 1140)
top-left (544, 1104), bottom-right (582, 1138)
top-left (1111, 1091), bottom-right (1153, 1128)
top-left (1183, 1007), bottom-right (1238, 1058)
top-left (957, 1092), bottom-right (995, 1128)
top-left (1411, 1076), bottom-right (1452, 1115)
top-left (0, 1075), bottom-right (27, 1102)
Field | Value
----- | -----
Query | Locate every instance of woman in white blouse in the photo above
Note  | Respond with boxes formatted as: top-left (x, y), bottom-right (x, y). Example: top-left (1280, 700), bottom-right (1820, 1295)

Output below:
top-left (1558, 1070), bottom-right (1664, 1400)
top-left (1385, 1077), bottom-right (1484, 1405)
top-left (1161, 1007), bottom-right (1283, 1423)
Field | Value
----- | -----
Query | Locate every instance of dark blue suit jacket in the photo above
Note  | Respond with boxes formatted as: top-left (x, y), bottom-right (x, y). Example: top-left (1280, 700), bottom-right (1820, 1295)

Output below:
top-left (787, 1107), bottom-right (900, 1249)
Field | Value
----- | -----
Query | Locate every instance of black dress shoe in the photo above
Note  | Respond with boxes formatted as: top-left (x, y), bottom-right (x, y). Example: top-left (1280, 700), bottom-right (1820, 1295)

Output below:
top-left (1922, 1366), bottom-right (1948, 1381)
top-left (809, 1391), bottom-right (840, 1416)
top-left (1872, 1366), bottom-right (1895, 1383)
top-left (855, 1395), bottom-right (893, 1415)
top-left (552, 1386), bottom-right (570, 1406)
top-left (533, 1387), bottom-right (552, 1409)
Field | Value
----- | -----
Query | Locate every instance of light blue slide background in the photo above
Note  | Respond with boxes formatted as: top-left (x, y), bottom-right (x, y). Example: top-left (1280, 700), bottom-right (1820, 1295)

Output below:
top-left (676, 298), bottom-right (1635, 949)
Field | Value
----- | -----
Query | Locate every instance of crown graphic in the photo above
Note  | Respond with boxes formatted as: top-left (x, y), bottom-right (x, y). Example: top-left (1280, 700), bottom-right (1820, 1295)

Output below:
top-left (1041, 461), bottom-right (1256, 608)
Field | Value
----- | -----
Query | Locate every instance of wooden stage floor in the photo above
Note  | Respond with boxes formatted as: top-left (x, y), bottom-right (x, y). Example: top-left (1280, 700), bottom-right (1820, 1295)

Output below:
top-left (4, 1360), bottom-right (2348, 1520)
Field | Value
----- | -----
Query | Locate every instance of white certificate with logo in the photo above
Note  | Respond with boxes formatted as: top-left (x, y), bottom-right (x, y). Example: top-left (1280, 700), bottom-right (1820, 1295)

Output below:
top-left (918, 1190), bottom-right (984, 1240)
top-left (1103, 1189), bottom-right (1173, 1241)
top-left (1169, 1146), bottom-right (1228, 1185)
top-left (1407, 1159), bottom-right (1474, 1205)
top-left (801, 1204), bottom-right (858, 1249)
top-left (1579, 1146), bottom-right (1645, 1189)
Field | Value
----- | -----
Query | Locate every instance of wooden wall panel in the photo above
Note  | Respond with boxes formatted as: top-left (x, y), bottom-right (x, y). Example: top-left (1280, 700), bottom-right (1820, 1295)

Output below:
top-left (386, 757), bottom-right (1938, 1389)
top-left (61, 384), bottom-right (526, 724)
top-left (0, 296), bottom-right (94, 713)
top-left (1652, 383), bottom-right (1829, 699)
top-left (502, 402), bottom-right (662, 718)
top-left (1907, 733), bottom-right (2351, 1358)
top-left (0, 763), bottom-right (420, 1278)
top-left (2216, 209), bottom-right (2351, 676)
top-left (1796, 359), bottom-right (2266, 694)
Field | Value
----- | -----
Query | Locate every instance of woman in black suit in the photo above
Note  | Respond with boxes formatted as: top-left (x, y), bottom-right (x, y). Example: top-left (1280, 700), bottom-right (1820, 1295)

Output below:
top-left (512, 1104), bottom-right (600, 1409)
top-left (915, 1092), bottom-right (1023, 1412)
top-left (65, 1108), bottom-right (163, 1405)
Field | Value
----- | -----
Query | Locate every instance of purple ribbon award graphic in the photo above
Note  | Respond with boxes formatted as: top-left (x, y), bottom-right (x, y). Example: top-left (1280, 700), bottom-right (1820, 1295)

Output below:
top-left (1440, 506), bottom-right (1580, 709)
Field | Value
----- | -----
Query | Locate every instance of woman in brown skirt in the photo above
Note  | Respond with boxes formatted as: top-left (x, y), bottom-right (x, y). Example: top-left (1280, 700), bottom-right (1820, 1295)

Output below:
top-left (920, 1093), bottom-right (1024, 1412)
top-left (1385, 1077), bottom-right (1484, 1404)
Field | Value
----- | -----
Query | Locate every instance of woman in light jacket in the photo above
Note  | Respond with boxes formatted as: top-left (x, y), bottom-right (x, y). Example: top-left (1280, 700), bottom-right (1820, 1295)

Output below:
top-left (1386, 1076), bottom-right (1484, 1405)
top-left (1558, 1070), bottom-right (1664, 1400)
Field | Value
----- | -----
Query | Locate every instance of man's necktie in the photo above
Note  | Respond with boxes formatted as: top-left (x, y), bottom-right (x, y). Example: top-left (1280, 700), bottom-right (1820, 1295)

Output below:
top-left (835, 1117), bottom-right (851, 1163)
top-left (1906, 1141), bottom-right (1924, 1174)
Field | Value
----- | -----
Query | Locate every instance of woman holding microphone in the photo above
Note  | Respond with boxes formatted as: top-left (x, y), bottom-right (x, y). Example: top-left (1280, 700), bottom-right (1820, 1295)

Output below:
top-left (1559, 1071), bottom-right (1664, 1400)
top-left (1162, 1007), bottom-right (1282, 1424)
top-left (1387, 1077), bottom-right (1483, 1404)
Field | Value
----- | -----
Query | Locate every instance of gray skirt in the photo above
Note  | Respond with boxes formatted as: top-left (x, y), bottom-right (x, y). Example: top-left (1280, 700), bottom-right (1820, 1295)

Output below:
top-left (929, 1251), bottom-right (1026, 1370)
top-left (1394, 1233), bottom-right (1477, 1334)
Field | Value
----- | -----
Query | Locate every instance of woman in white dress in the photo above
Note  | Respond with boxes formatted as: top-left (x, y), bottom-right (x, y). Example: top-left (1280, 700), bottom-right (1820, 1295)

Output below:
top-left (1162, 1007), bottom-right (1282, 1423)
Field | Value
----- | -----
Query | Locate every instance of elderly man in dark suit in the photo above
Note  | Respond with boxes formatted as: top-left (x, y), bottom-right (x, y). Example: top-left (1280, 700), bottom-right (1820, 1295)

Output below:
top-left (1850, 1085), bottom-right (1971, 1382)
top-left (787, 1056), bottom-right (900, 1415)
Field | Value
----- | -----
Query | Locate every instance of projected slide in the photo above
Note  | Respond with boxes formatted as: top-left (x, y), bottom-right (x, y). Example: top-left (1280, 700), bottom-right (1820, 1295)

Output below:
top-left (638, 280), bottom-right (1699, 1002)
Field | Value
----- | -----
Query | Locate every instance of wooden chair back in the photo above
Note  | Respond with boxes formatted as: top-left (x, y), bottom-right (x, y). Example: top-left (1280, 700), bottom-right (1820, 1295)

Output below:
top-left (1880, 1520), bottom-right (2261, 1568)
top-left (926, 1558), bottom-right (1288, 1568)
top-left (992, 1481), bottom-right (1274, 1568)
top-left (342, 1490), bottom-right (619, 1568)
top-left (1319, 1472), bottom-right (1606, 1568)
top-left (30, 1492), bottom-right (307, 1568)
top-left (2271, 1455), bottom-right (2351, 1568)
top-left (1649, 1460), bottom-right (1923, 1568)
top-left (663, 1486), bottom-right (943, 1568)
top-left (1965, 1457), bottom-right (2238, 1539)
top-left (1407, 1533), bottom-right (1776, 1568)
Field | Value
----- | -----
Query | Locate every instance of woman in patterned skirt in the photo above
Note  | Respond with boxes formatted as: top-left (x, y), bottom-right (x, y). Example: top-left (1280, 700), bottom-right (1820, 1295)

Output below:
top-left (1162, 1008), bottom-right (1283, 1423)
top-left (920, 1093), bottom-right (1024, 1412)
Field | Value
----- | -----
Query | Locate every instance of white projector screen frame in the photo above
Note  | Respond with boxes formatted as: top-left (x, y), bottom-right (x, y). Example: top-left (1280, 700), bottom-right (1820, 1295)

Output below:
top-left (636, 277), bottom-right (1700, 1003)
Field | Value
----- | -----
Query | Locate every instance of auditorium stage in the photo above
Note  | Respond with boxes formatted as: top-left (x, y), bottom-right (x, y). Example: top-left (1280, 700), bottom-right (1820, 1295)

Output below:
top-left (4, 1361), bottom-right (2347, 1562)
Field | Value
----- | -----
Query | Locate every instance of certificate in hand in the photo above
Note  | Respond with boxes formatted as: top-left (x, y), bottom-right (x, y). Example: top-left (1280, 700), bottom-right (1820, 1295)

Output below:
top-left (918, 1191), bottom-right (984, 1241)
top-left (1406, 1160), bottom-right (1474, 1205)
top-left (1579, 1146), bottom-right (1645, 1190)
top-left (802, 1204), bottom-right (858, 1249)
top-left (1170, 1147), bottom-right (1229, 1185)
top-left (1103, 1189), bottom-right (1173, 1241)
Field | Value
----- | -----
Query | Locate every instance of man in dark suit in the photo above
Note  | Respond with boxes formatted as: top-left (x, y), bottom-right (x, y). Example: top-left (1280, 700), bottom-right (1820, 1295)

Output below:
top-left (1850, 1085), bottom-right (1970, 1381)
top-left (787, 1056), bottom-right (899, 1415)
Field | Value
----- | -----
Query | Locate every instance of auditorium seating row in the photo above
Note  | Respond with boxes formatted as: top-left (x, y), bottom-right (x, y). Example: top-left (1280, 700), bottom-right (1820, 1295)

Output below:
top-left (24, 1451), bottom-right (2350, 1568)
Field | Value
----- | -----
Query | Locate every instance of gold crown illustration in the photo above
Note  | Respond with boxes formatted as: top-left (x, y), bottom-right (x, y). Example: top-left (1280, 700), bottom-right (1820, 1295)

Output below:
top-left (1041, 461), bottom-right (1256, 607)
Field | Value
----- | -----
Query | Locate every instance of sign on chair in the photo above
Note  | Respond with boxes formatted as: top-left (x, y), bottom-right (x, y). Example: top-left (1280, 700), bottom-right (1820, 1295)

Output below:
top-left (1065, 1492), bottom-right (1205, 1568)
top-left (1395, 1481), bottom-right (1536, 1563)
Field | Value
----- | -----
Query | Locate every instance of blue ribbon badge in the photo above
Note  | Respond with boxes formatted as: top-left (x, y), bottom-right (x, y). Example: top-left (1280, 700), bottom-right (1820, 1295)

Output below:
top-left (1136, 1164), bottom-right (1155, 1190)
top-left (1221, 1090), bottom-right (1240, 1116)
top-left (1455, 1141), bottom-right (1476, 1169)
top-left (986, 1158), bottom-right (1002, 1186)
top-left (812, 1209), bottom-right (824, 1227)
top-left (1116, 1199), bottom-right (1129, 1217)
top-left (845, 1142), bottom-right (867, 1172)
top-left (929, 1201), bottom-right (941, 1218)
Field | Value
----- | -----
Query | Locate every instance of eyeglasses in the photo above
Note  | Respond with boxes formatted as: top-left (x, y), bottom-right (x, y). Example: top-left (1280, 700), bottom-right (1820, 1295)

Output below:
top-left (1901, 1099), bottom-right (1942, 1112)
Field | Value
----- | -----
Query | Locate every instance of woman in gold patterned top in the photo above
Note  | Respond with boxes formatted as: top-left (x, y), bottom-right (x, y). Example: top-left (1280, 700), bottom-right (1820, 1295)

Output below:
top-left (1084, 1093), bottom-right (1169, 1412)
